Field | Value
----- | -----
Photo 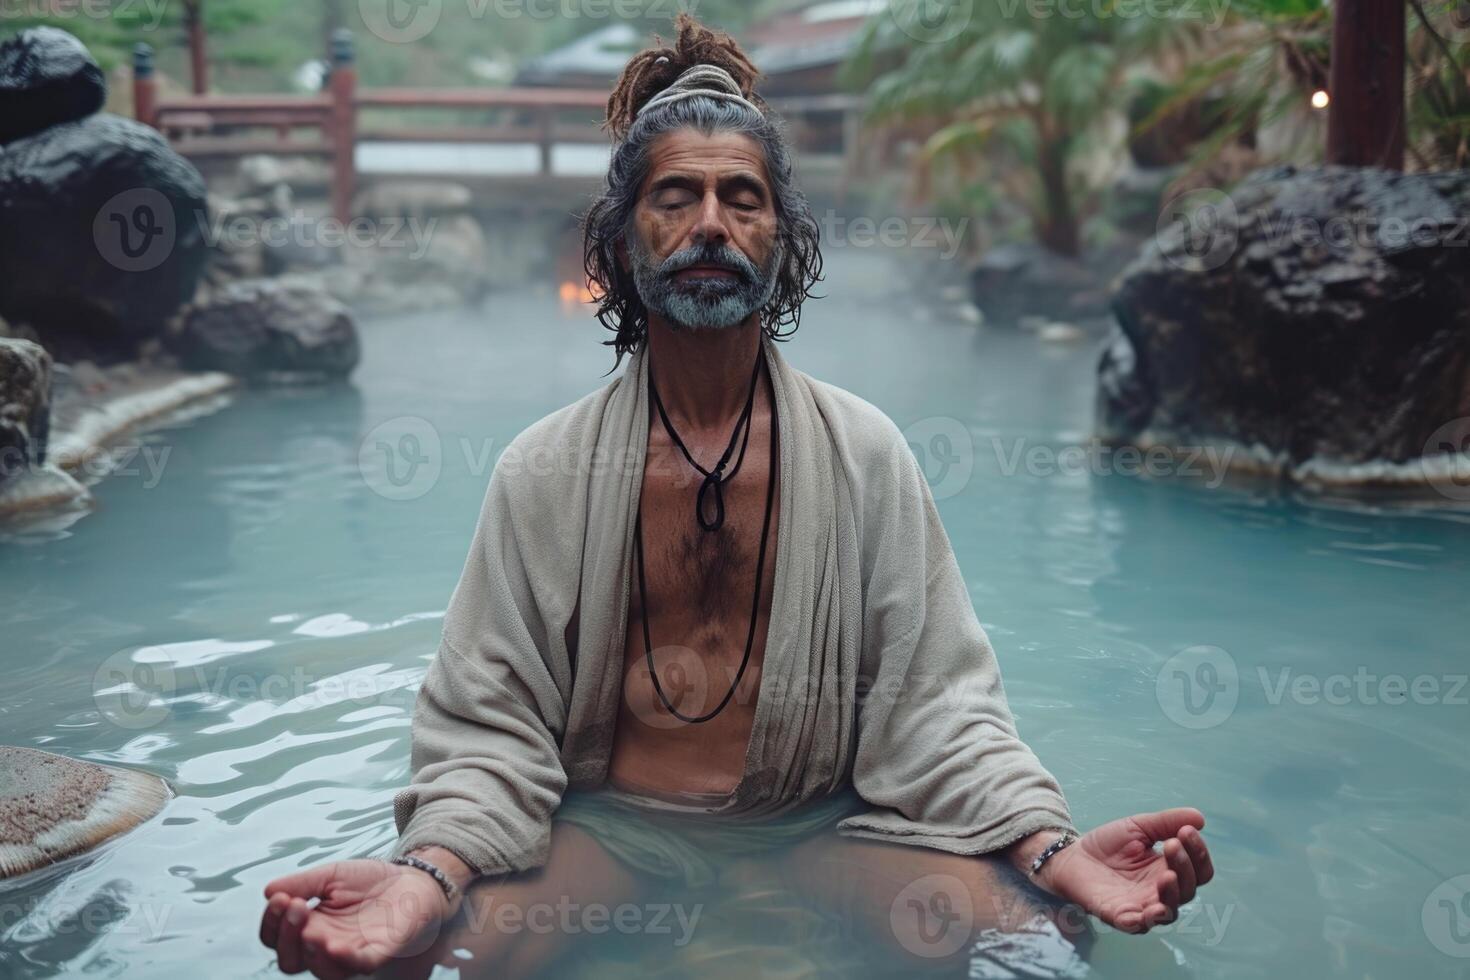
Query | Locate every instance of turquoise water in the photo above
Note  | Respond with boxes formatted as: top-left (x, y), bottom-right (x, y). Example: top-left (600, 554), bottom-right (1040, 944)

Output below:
top-left (2, 251), bottom-right (1469, 978)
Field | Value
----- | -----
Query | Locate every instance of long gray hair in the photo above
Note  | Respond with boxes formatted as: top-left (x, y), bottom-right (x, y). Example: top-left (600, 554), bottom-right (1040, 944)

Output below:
top-left (581, 90), bottom-right (824, 367)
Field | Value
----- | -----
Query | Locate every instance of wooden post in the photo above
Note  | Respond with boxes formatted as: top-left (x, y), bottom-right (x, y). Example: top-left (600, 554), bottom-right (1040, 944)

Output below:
top-left (184, 0), bottom-right (208, 95)
top-left (133, 43), bottom-right (158, 129)
top-left (329, 28), bottom-right (358, 226)
top-left (538, 106), bottom-right (554, 177)
top-left (1326, 0), bottom-right (1406, 168)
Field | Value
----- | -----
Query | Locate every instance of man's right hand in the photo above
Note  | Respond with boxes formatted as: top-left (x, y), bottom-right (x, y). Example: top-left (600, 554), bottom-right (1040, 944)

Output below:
top-left (260, 859), bottom-right (454, 978)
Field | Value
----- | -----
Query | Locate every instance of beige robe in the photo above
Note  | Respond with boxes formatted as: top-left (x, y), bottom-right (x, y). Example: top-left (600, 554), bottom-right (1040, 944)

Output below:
top-left (389, 334), bottom-right (1077, 876)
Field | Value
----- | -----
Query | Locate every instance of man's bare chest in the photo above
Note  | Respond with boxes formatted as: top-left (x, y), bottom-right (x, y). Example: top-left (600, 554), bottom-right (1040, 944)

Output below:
top-left (629, 433), bottom-right (780, 642)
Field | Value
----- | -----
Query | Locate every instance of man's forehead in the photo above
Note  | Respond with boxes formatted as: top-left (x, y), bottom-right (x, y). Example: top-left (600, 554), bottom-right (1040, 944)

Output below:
top-left (641, 129), bottom-right (772, 190)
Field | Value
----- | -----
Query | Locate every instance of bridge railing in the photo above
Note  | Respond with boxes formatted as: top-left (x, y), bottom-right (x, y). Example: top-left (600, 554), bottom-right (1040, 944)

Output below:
top-left (132, 29), bottom-right (866, 221)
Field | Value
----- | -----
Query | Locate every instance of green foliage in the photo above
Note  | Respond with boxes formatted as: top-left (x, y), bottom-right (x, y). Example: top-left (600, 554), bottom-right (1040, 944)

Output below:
top-left (1405, 0), bottom-right (1470, 167)
top-left (0, 0), bottom-right (774, 92)
top-left (847, 0), bottom-right (1203, 255)
top-left (1140, 0), bottom-right (1469, 176)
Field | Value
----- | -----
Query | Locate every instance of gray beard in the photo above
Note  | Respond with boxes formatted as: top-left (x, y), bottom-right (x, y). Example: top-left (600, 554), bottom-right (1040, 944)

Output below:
top-left (629, 234), bottom-right (784, 332)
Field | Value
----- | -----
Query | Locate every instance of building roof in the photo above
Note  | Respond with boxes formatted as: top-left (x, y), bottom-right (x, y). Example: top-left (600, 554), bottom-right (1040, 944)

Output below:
top-left (514, 3), bottom-right (881, 89)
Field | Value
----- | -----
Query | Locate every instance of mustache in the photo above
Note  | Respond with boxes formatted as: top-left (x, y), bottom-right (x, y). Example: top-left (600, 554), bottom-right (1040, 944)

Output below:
top-left (659, 243), bottom-right (758, 281)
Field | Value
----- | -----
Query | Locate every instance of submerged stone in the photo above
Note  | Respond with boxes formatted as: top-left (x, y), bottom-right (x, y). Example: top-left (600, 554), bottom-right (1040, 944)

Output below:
top-left (0, 746), bottom-right (170, 879)
top-left (173, 278), bottom-right (361, 381)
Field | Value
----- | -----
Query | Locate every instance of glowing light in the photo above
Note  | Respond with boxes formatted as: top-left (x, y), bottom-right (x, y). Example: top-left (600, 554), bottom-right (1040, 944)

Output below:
top-left (1311, 89), bottom-right (1330, 110)
top-left (558, 279), bottom-right (599, 312)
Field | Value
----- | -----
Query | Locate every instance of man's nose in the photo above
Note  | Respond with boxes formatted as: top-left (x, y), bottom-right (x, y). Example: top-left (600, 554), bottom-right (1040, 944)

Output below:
top-left (689, 191), bottom-right (732, 249)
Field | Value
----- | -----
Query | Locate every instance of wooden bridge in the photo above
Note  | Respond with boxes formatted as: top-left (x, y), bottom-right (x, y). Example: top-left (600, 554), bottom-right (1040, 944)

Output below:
top-left (132, 29), bottom-right (868, 219)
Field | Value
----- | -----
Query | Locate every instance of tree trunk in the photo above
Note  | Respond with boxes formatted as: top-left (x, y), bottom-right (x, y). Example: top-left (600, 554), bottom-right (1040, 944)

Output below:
top-left (1036, 139), bottom-right (1081, 257)
top-left (1327, 0), bottom-right (1406, 168)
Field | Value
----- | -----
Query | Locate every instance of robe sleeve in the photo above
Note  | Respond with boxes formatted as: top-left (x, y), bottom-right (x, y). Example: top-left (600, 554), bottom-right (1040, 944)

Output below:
top-left (387, 448), bottom-right (570, 876)
top-left (836, 422), bottom-right (1078, 854)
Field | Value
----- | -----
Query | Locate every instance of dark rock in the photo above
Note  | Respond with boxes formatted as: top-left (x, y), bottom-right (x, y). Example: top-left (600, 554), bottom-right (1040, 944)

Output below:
top-left (1099, 165), bottom-right (1470, 486)
top-left (203, 187), bottom-right (289, 289)
top-left (0, 338), bottom-right (51, 482)
top-left (172, 278), bottom-right (360, 381)
top-left (0, 27), bottom-right (106, 145)
top-left (0, 113), bottom-right (210, 364)
top-left (262, 212), bottom-right (343, 276)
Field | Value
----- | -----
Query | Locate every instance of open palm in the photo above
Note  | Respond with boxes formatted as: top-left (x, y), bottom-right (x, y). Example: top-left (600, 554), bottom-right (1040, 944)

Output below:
top-left (261, 858), bottom-right (451, 977)
top-left (1041, 808), bottom-right (1214, 934)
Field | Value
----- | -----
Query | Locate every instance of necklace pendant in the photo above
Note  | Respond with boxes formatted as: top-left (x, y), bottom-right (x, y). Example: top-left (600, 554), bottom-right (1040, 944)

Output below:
top-left (696, 471), bottom-right (725, 532)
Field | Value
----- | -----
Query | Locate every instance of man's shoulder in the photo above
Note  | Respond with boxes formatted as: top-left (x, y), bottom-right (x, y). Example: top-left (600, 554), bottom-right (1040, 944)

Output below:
top-left (503, 376), bottom-right (621, 455)
top-left (490, 374), bottom-right (625, 492)
top-left (797, 370), bottom-right (910, 464)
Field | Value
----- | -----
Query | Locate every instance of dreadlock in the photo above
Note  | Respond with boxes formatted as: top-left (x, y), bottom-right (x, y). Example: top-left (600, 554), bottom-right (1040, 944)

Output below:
top-left (603, 13), bottom-right (769, 141)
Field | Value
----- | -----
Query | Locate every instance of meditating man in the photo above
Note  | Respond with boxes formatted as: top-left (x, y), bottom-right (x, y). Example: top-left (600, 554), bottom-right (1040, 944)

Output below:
top-left (259, 16), bottom-right (1213, 978)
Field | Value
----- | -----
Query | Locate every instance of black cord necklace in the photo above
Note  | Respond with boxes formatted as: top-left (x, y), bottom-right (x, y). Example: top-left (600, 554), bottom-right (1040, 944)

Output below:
top-left (648, 344), bottom-right (763, 532)
top-left (634, 344), bottom-right (778, 724)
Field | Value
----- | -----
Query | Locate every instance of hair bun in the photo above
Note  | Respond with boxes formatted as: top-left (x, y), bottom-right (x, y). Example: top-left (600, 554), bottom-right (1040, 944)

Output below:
top-left (604, 12), bottom-right (765, 140)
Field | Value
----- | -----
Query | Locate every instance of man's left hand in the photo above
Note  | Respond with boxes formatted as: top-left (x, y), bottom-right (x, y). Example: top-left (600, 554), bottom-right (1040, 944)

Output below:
top-left (1027, 808), bottom-right (1214, 933)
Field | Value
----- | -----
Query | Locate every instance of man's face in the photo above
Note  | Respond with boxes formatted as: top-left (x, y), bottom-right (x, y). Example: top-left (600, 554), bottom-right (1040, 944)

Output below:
top-left (624, 128), bottom-right (784, 331)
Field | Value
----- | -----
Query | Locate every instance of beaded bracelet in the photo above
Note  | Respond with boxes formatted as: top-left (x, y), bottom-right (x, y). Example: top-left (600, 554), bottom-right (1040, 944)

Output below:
top-left (1029, 832), bottom-right (1078, 876)
top-left (389, 854), bottom-right (458, 903)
